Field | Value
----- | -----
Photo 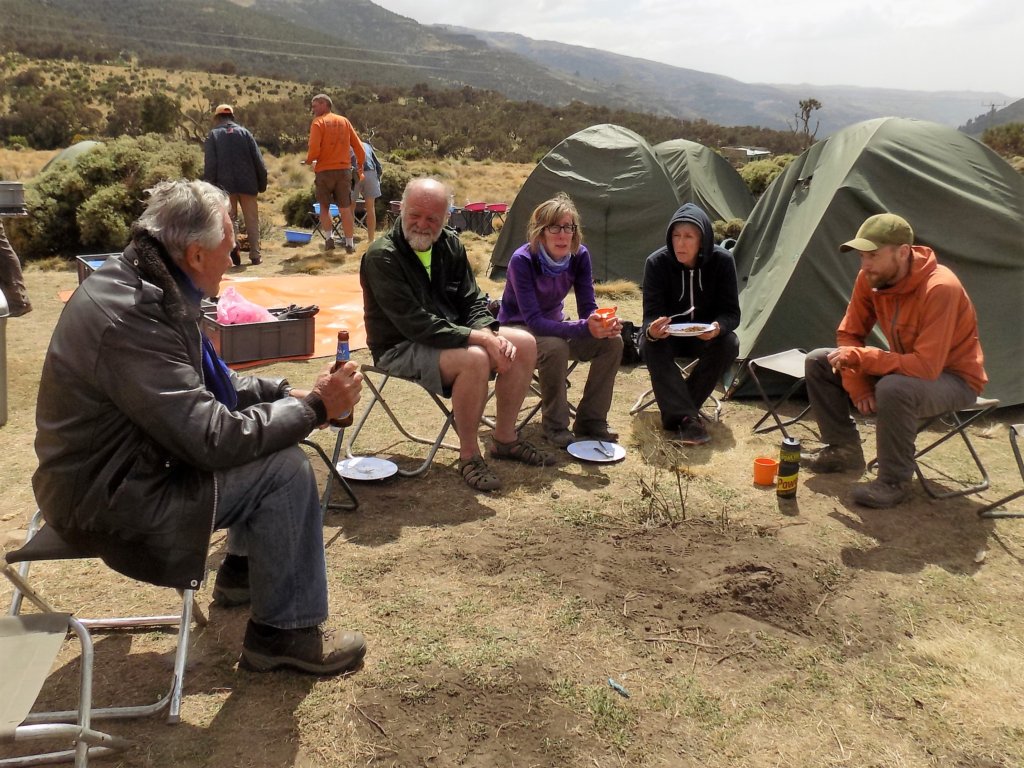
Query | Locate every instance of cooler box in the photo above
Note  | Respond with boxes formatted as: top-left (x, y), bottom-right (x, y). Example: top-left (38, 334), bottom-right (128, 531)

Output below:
top-left (201, 309), bottom-right (315, 365)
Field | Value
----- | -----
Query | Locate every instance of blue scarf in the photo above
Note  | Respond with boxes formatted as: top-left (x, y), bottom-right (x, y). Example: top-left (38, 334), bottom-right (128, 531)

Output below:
top-left (537, 243), bottom-right (573, 278)
top-left (168, 260), bottom-right (239, 411)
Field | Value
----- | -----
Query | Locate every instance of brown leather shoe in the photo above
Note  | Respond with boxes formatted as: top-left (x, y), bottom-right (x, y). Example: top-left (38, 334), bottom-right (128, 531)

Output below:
top-left (240, 620), bottom-right (366, 675)
top-left (850, 478), bottom-right (912, 509)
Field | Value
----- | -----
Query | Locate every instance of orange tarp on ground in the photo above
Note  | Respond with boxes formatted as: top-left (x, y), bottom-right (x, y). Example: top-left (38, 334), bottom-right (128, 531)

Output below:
top-left (61, 273), bottom-right (367, 367)
top-left (221, 273), bottom-right (366, 366)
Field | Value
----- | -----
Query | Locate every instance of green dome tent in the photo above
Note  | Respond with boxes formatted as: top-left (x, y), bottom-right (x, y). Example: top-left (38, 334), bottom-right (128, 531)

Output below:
top-left (488, 124), bottom-right (682, 284)
top-left (731, 117), bottom-right (1024, 407)
top-left (41, 140), bottom-right (103, 172)
top-left (653, 139), bottom-right (754, 223)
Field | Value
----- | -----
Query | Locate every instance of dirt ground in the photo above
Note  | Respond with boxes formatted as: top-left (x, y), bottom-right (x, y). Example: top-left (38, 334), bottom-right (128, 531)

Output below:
top-left (3, 170), bottom-right (1024, 767)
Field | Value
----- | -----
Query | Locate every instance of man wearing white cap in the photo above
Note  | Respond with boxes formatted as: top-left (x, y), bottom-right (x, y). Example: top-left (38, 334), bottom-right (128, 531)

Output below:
top-left (203, 104), bottom-right (268, 265)
top-left (802, 213), bottom-right (987, 508)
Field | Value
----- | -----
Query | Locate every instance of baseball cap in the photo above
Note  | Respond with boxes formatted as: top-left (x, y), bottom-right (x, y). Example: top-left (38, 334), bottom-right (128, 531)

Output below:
top-left (214, 104), bottom-right (234, 116)
top-left (839, 213), bottom-right (914, 252)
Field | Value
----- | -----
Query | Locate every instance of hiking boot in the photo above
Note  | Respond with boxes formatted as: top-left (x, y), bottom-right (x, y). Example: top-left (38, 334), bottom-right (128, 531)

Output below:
top-left (672, 415), bottom-right (710, 446)
top-left (324, 237), bottom-right (336, 252)
top-left (573, 423), bottom-right (619, 443)
top-left (544, 428), bottom-right (576, 448)
top-left (345, 243), bottom-right (356, 255)
top-left (850, 478), bottom-right (912, 509)
top-left (802, 443), bottom-right (865, 474)
top-left (249, 253), bottom-right (262, 266)
top-left (212, 554), bottom-right (250, 607)
top-left (240, 620), bottom-right (367, 676)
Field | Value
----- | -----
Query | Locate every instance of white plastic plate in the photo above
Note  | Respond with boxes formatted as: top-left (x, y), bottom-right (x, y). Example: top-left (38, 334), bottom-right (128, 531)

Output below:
top-left (667, 322), bottom-right (715, 337)
top-left (336, 456), bottom-right (398, 480)
top-left (566, 440), bottom-right (626, 463)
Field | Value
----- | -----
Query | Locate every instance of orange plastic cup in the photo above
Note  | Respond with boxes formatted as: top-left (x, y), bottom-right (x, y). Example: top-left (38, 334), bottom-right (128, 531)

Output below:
top-left (753, 456), bottom-right (779, 486)
top-left (595, 306), bottom-right (617, 324)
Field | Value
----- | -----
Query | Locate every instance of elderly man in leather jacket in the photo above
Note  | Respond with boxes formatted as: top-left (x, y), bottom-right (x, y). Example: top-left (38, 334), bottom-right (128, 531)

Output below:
top-left (33, 180), bottom-right (366, 676)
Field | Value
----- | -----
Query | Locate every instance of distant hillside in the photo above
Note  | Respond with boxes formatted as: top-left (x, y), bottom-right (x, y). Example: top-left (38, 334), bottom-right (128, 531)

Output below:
top-left (0, 0), bottom-right (1015, 138)
top-left (960, 98), bottom-right (1024, 136)
top-left (455, 27), bottom-right (1015, 136)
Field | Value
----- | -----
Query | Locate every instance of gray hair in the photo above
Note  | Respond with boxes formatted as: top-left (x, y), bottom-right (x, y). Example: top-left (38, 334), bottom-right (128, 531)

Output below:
top-left (136, 180), bottom-right (228, 263)
top-left (311, 93), bottom-right (332, 110)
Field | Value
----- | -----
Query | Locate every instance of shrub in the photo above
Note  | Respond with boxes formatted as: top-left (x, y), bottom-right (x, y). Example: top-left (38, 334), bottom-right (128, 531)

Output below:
top-left (11, 134), bottom-right (202, 260)
top-left (282, 187), bottom-right (315, 227)
top-left (740, 154), bottom-right (795, 196)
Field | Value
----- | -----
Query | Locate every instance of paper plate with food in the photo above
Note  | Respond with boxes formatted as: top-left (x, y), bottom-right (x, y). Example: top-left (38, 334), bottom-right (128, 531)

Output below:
top-left (667, 322), bottom-right (715, 337)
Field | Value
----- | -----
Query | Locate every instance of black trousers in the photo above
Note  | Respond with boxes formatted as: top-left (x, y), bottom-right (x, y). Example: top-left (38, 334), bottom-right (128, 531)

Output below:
top-left (640, 331), bottom-right (739, 429)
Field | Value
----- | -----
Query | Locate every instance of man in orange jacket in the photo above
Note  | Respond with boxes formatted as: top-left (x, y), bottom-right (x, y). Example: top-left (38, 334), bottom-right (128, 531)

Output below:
top-left (305, 94), bottom-right (365, 255)
top-left (802, 213), bottom-right (987, 508)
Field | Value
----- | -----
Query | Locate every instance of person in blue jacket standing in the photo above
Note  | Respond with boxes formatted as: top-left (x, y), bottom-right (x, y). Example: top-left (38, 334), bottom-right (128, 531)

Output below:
top-left (203, 104), bottom-right (268, 265)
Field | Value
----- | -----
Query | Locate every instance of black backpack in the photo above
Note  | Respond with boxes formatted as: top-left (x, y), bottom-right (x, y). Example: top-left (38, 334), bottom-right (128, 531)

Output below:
top-left (620, 321), bottom-right (642, 365)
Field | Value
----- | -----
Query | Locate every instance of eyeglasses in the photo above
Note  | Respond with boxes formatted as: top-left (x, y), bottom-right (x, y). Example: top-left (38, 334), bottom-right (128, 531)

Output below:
top-left (544, 224), bottom-right (577, 235)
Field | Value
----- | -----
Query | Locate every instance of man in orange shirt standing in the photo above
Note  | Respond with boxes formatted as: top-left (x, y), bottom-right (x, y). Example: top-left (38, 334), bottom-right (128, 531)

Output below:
top-left (305, 94), bottom-right (365, 255)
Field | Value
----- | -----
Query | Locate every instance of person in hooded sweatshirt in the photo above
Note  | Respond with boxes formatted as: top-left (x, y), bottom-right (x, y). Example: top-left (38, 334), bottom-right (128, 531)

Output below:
top-left (802, 213), bottom-right (986, 509)
top-left (640, 203), bottom-right (740, 445)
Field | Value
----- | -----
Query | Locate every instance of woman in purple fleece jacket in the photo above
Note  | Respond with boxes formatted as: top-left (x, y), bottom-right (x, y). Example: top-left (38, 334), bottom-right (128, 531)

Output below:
top-left (498, 194), bottom-right (623, 448)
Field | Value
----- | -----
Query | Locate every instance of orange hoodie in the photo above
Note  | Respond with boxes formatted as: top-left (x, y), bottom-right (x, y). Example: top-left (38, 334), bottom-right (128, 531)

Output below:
top-left (305, 111), bottom-right (365, 173)
top-left (836, 245), bottom-right (987, 402)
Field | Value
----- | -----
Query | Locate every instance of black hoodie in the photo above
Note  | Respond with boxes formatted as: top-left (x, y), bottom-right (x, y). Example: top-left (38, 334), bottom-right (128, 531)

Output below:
top-left (640, 203), bottom-right (740, 335)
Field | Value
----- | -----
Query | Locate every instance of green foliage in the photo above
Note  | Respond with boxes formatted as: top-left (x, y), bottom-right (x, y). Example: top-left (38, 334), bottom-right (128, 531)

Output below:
top-left (379, 159), bottom-right (412, 208)
top-left (740, 154), bottom-right (796, 196)
top-left (281, 187), bottom-right (315, 228)
top-left (12, 134), bottom-right (202, 260)
top-left (713, 218), bottom-right (745, 241)
top-left (981, 123), bottom-right (1024, 159)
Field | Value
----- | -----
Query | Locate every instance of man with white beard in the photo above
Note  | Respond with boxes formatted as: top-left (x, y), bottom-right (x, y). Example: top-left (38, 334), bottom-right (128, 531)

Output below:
top-left (360, 178), bottom-right (553, 492)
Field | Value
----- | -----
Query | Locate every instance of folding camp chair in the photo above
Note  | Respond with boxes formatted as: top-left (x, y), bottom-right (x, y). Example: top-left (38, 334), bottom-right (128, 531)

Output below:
top-left (868, 396), bottom-right (1000, 500)
top-left (485, 203), bottom-right (508, 228)
top-left (978, 423), bottom-right (1024, 518)
top-left (1, 612), bottom-right (131, 767)
top-left (300, 432), bottom-right (359, 514)
top-left (4, 510), bottom-right (200, 729)
top-left (746, 349), bottom-right (812, 438)
top-left (353, 198), bottom-right (367, 230)
top-left (516, 360), bottom-right (579, 431)
top-left (309, 203), bottom-right (342, 242)
top-left (344, 366), bottom-right (459, 477)
top-left (630, 358), bottom-right (722, 422)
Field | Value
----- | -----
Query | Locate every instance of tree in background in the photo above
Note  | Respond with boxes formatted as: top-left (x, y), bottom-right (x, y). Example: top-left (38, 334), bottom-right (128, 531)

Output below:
top-left (790, 98), bottom-right (822, 151)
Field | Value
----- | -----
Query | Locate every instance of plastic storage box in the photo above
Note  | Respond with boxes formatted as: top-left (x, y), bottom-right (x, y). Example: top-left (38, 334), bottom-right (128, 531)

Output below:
top-left (76, 253), bottom-right (119, 283)
top-left (201, 309), bottom-right (315, 365)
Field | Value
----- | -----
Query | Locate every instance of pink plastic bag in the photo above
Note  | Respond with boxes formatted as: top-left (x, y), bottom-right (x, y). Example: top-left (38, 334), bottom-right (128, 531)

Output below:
top-left (216, 286), bottom-right (276, 324)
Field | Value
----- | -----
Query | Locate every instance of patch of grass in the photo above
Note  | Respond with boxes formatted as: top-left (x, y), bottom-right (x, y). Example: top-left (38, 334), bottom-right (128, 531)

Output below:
top-left (553, 594), bottom-right (588, 630)
top-left (584, 685), bottom-right (636, 750)
top-left (594, 279), bottom-right (640, 299)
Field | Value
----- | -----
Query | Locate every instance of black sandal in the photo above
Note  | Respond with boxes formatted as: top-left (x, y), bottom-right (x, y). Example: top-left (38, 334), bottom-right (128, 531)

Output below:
top-left (460, 455), bottom-right (501, 491)
top-left (490, 437), bottom-right (556, 467)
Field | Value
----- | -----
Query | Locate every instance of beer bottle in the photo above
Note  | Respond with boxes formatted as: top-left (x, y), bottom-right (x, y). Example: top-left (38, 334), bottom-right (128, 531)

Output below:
top-left (328, 329), bottom-right (352, 429)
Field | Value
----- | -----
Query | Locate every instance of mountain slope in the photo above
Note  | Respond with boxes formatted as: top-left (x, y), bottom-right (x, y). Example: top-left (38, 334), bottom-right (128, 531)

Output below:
top-left (452, 26), bottom-right (1014, 135)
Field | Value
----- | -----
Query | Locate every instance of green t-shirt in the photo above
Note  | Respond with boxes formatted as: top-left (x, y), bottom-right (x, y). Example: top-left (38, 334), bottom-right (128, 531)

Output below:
top-left (416, 248), bottom-right (432, 278)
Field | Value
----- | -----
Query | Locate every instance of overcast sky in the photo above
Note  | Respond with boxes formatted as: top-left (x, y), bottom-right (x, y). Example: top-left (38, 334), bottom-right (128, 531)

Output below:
top-left (371, 0), bottom-right (1021, 98)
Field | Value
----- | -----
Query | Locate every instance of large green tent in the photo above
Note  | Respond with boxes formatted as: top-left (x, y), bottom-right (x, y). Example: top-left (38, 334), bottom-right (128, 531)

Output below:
top-left (488, 124), bottom-right (682, 283)
top-left (653, 139), bottom-right (754, 223)
top-left (731, 117), bottom-right (1024, 407)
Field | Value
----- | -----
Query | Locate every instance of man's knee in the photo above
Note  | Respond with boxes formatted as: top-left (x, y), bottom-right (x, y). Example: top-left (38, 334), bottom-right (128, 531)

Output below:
top-left (501, 327), bottom-right (538, 368)
top-left (805, 348), bottom-right (835, 381)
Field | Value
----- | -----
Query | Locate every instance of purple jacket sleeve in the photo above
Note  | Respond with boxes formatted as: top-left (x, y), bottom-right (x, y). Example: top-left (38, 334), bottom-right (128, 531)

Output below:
top-left (505, 250), bottom-right (590, 339)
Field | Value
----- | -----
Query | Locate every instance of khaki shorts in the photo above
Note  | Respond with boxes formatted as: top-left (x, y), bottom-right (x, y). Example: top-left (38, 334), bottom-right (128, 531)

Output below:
top-left (315, 169), bottom-right (353, 209)
top-left (375, 340), bottom-right (446, 396)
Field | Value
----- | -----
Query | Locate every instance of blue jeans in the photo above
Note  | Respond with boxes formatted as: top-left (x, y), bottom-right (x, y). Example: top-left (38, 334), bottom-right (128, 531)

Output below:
top-left (214, 446), bottom-right (328, 629)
